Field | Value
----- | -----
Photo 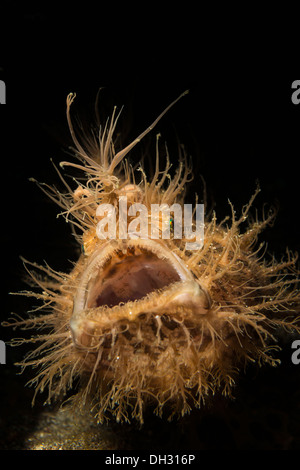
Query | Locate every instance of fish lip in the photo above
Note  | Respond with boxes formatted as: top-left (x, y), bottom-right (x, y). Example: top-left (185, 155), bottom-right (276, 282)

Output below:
top-left (70, 238), bottom-right (210, 348)
top-left (72, 238), bottom-right (194, 317)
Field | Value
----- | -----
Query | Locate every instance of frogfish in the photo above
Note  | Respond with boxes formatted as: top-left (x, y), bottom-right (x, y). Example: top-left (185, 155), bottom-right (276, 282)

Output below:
top-left (4, 90), bottom-right (300, 424)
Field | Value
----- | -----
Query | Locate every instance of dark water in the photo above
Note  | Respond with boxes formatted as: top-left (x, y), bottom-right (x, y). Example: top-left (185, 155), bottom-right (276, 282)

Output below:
top-left (1, 5), bottom-right (300, 451)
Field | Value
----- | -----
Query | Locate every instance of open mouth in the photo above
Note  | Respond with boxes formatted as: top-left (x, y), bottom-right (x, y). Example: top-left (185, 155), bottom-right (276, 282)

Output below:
top-left (73, 238), bottom-right (194, 315)
top-left (70, 238), bottom-right (209, 351)
top-left (87, 249), bottom-right (182, 309)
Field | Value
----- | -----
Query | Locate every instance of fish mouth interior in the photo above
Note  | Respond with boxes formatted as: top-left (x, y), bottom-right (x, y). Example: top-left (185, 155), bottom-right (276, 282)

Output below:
top-left (86, 248), bottom-right (181, 309)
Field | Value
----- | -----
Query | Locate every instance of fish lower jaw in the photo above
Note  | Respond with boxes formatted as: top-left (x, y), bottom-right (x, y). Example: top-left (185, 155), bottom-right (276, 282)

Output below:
top-left (70, 278), bottom-right (210, 350)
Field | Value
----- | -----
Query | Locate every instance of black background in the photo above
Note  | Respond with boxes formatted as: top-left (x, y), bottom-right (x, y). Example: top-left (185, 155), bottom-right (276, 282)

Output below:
top-left (0, 3), bottom-right (300, 451)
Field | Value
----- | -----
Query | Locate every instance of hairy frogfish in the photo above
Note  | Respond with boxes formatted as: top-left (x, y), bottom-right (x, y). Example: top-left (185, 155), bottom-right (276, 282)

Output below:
top-left (4, 90), bottom-right (300, 424)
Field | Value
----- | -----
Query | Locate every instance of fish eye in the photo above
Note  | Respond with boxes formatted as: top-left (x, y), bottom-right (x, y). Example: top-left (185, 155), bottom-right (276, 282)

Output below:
top-left (169, 216), bottom-right (174, 232)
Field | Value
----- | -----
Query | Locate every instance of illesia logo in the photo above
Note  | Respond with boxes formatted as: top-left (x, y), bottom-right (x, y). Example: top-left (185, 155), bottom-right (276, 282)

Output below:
top-left (96, 196), bottom-right (205, 251)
